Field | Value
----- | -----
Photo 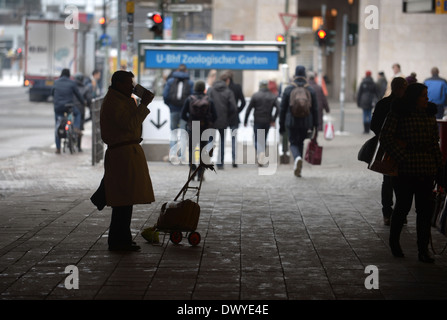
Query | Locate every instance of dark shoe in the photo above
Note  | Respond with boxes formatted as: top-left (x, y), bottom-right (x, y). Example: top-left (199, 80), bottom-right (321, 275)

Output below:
top-left (55, 149), bottom-right (61, 154)
top-left (108, 244), bottom-right (141, 252)
top-left (389, 241), bottom-right (404, 257)
top-left (383, 217), bottom-right (391, 226)
top-left (217, 164), bottom-right (224, 170)
top-left (418, 252), bottom-right (435, 263)
top-left (232, 163), bottom-right (238, 168)
top-left (403, 217), bottom-right (407, 225)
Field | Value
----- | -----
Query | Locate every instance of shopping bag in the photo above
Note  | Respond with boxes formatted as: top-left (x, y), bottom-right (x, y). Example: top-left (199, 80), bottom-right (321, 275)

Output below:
top-left (368, 140), bottom-right (398, 176)
top-left (305, 138), bottom-right (323, 165)
top-left (358, 136), bottom-right (378, 164)
top-left (324, 121), bottom-right (335, 140)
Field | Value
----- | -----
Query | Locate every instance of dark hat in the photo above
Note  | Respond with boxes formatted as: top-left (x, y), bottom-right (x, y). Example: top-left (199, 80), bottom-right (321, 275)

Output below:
top-left (194, 80), bottom-right (206, 92)
top-left (295, 65), bottom-right (306, 77)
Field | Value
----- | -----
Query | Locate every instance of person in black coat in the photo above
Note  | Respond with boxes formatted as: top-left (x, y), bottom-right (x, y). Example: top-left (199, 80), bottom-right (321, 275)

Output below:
top-left (357, 71), bottom-right (379, 134)
top-left (371, 77), bottom-right (408, 225)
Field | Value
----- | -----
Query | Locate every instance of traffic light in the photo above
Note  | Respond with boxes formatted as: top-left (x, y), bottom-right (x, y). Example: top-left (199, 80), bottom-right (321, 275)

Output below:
top-left (147, 12), bottom-right (163, 39)
top-left (99, 16), bottom-right (106, 34)
top-left (326, 30), bottom-right (336, 53)
top-left (290, 35), bottom-right (300, 55)
top-left (347, 23), bottom-right (358, 46)
top-left (276, 34), bottom-right (285, 42)
top-left (316, 28), bottom-right (327, 46)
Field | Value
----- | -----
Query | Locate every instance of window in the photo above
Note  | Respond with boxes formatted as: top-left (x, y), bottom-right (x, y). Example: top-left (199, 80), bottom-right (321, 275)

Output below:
top-left (403, 0), bottom-right (436, 13)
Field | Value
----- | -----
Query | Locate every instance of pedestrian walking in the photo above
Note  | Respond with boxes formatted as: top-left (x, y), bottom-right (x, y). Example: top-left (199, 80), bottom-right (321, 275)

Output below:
top-left (279, 65), bottom-right (319, 177)
top-left (181, 80), bottom-right (217, 180)
top-left (163, 64), bottom-right (194, 162)
top-left (51, 68), bottom-right (84, 154)
top-left (206, 72), bottom-right (237, 169)
top-left (307, 71), bottom-right (330, 131)
top-left (376, 71), bottom-right (388, 99)
top-left (73, 73), bottom-right (92, 151)
top-left (223, 70), bottom-right (246, 168)
top-left (380, 83), bottom-right (443, 263)
top-left (99, 70), bottom-right (155, 251)
top-left (357, 71), bottom-right (378, 134)
top-left (424, 67), bottom-right (447, 119)
top-left (371, 77), bottom-right (408, 225)
top-left (244, 80), bottom-right (279, 166)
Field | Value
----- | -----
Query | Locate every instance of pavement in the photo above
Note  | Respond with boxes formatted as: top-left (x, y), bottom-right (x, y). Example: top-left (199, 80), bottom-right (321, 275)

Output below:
top-left (1, 98), bottom-right (447, 307)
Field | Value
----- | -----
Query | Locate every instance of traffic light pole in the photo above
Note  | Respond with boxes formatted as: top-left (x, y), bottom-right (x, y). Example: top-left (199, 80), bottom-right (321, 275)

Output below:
top-left (339, 14), bottom-right (348, 133)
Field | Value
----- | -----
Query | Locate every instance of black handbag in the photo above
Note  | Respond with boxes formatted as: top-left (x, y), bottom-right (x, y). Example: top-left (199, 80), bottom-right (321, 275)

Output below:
top-left (358, 135), bottom-right (378, 163)
top-left (368, 140), bottom-right (398, 176)
top-left (90, 177), bottom-right (106, 211)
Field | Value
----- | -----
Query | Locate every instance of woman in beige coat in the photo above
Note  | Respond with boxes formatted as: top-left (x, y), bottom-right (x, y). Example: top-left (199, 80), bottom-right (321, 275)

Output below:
top-left (100, 70), bottom-right (155, 251)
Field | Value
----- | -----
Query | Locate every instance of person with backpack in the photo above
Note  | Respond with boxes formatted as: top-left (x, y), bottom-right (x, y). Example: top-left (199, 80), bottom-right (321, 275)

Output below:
top-left (279, 65), bottom-right (319, 177)
top-left (181, 81), bottom-right (217, 180)
top-left (163, 64), bottom-right (194, 162)
top-left (244, 80), bottom-right (279, 166)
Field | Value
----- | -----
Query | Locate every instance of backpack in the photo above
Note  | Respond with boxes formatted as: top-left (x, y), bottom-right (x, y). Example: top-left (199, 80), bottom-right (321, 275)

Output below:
top-left (57, 118), bottom-right (67, 139)
top-left (168, 78), bottom-right (191, 108)
top-left (289, 83), bottom-right (311, 118)
top-left (188, 95), bottom-right (211, 128)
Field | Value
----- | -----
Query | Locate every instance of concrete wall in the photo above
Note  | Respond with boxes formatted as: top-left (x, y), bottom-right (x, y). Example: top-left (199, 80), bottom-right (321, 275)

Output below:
top-left (357, 0), bottom-right (447, 95)
top-left (212, 0), bottom-right (297, 96)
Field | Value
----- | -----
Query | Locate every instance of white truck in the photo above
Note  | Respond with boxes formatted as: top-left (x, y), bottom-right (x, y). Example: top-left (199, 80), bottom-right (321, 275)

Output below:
top-left (24, 19), bottom-right (78, 101)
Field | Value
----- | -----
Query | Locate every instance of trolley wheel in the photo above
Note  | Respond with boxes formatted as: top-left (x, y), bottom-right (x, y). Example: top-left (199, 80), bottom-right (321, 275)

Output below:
top-left (170, 231), bottom-right (183, 244)
top-left (188, 232), bottom-right (201, 246)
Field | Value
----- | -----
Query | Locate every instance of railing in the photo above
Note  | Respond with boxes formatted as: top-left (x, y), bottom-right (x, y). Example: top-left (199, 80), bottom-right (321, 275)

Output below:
top-left (91, 97), bottom-right (104, 166)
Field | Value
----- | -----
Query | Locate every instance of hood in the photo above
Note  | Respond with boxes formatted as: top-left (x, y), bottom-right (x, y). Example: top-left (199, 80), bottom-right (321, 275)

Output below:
top-left (212, 80), bottom-right (228, 91)
top-left (171, 71), bottom-right (190, 80)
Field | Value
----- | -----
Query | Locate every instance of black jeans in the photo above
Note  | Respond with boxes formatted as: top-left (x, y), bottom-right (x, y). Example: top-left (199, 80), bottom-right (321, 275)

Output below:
top-left (390, 175), bottom-right (434, 253)
top-left (108, 205), bottom-right (133, 247)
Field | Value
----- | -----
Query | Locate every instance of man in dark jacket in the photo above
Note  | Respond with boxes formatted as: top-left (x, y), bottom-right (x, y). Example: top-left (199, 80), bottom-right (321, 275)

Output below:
top-left (371, 77), bottom-right (407, 225)
top-left (163, 64), bottom-right (194, 161)
top-left (244, 80), bottom-right (279, 166)
top-left (224, 70), bottom-right (246, 168)
top-left (279, 65), bottom-right (319, 177)
top-left (52, 68), bottom-right (84, 154)
top-left (357, 71), bottom-right (378, 134)
top-left (207, 73), bottom-right (237, 169)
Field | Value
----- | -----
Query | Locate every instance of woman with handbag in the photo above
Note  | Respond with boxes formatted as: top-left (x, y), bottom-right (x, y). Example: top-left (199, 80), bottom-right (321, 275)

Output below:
top-left (380, 83), bottom-right (443, 263)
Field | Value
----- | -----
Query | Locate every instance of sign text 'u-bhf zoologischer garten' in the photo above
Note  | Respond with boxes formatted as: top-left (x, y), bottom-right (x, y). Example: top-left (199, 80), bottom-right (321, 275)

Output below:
top-left (144, 49), bottom-right (280, 70)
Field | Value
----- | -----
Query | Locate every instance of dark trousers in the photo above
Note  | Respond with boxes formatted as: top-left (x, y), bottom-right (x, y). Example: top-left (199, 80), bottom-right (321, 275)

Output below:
top-left (108, 205), bottom-right (133, 247)
top-left (381, 175), bottom-right (394, 219)
top-left (390, 176), bottom-right (434, 253)
top-left (253, 122), bottom-right (270, 155)
top-left (188, 129), bottom-right (209, 177)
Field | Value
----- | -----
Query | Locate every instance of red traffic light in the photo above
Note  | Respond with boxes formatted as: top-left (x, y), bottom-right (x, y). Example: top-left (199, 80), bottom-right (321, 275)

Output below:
top-left (153, 13), bottom-right (162, 24)
top-left (317, 29), bottom-right (327, 39)
top-left (99, 17), bottom-right (106, 25)
top-left (276, 34), bottom-right (285, 42)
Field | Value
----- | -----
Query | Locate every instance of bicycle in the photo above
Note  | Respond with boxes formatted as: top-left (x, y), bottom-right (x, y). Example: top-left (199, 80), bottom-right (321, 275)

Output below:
top-left (57, 103), bottom-right (78, 154)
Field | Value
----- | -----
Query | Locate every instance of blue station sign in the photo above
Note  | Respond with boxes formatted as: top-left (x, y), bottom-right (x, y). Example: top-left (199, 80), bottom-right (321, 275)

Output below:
top-left (144, 48), bottom-right (280, 70)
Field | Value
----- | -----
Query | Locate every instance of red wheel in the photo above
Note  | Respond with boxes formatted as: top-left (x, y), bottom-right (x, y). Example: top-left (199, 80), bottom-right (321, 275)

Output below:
top-left (170, 231), bottom-right (182, 244)
top-left (188, 232), bottom-right (201, 246)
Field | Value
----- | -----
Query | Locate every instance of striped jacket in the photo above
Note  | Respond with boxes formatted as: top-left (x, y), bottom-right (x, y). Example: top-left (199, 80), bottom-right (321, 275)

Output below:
top-left (380, 100), bottom-right (443, 177)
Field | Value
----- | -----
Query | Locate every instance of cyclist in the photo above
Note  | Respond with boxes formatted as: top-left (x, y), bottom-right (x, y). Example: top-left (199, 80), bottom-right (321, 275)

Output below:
top-left (52, 68), bottom-right (85, 154)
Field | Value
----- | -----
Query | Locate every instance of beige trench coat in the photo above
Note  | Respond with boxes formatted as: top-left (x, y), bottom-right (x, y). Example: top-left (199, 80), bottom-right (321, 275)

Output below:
top-left (100, 88), bottom-right (155, 207)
